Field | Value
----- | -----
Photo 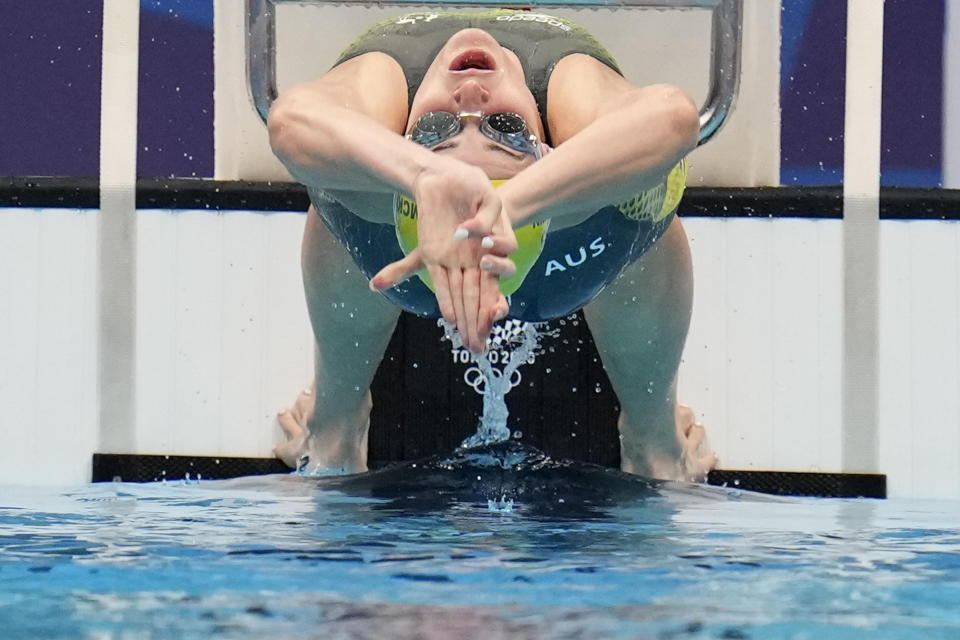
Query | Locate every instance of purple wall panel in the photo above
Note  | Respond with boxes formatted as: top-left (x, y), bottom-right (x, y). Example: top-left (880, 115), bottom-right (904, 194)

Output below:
top-left (780, 0), bottom-right (847, 186)
top-left (137, 1), bottom-right (214, 178)
top-left (880, 0), bottom-right (944, 187)
top-left (0, 0), bottom-right (103, 178)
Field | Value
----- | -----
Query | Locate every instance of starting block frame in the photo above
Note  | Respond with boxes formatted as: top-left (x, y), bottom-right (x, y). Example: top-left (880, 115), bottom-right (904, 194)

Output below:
top-left (245, 0), bottom-right (742, 145)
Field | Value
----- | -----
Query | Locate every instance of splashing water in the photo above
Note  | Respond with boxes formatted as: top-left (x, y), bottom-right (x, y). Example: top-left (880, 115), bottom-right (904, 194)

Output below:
top-left (440, 319), bottom-right (544, 448)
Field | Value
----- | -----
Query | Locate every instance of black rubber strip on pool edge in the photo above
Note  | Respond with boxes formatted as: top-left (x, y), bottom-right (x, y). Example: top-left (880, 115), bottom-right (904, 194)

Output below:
top-left (3, 177), bottom-right (960, 220)
top-left (91, 453), bottom-right (887, 498)
top-left (92, 453), bottom-right (291, 484)
top-left (135, 178), bottom-right (311, 212)
top-left (707, 469), bottom-right (886, 499)
top-left (0, 177), bottom-right (100, 209)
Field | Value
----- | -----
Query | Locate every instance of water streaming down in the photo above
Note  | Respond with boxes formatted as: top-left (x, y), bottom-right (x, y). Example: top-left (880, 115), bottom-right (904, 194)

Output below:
top-left (441, 319), bottom-right (544, 449)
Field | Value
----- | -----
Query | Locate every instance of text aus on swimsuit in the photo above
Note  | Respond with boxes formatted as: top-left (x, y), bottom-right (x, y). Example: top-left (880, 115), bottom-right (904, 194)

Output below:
top-left (542, 237), bottom-right (606, 277)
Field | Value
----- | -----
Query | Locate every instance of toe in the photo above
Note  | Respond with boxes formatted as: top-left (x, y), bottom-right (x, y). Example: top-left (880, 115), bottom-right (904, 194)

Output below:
top-left (277, 409), bottom-right (306, 438)
top-left (685, 422), bottom-right (706, 448)
top-left (675, 404), bottom-right (695, 431)
top-left (292, 386), bottom-right (315, 422)
top-left (273, 441), bottom-right (299, 469)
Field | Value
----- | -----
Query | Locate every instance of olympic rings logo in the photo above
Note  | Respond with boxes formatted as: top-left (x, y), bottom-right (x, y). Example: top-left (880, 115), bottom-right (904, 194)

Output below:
top-left (463, 365), bottom-right (522, 395)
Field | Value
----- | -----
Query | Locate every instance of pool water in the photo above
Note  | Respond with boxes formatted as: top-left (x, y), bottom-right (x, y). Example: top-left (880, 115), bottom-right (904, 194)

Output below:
top-left (2, 444), bottom-right (959, 639)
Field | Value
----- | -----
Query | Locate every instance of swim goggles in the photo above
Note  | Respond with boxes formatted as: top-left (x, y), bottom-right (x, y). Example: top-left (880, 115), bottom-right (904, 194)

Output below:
top-left (407, 111), bottom-right (542, 159)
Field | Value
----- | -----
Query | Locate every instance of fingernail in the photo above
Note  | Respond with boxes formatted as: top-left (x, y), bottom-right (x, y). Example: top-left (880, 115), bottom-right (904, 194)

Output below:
top-left (453, 228), bottom-right (468, 241)
top-left (369, 278), bottom-right (380, 292)
top-left (480, 258), bottom-right (493, 271)
top-left (481, 236), bottom-right (494, 249)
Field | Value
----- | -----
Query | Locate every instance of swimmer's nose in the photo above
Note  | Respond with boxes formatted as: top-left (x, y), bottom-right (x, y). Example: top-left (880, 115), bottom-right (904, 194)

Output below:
top-left (453, 80), bottom-right (489, 108)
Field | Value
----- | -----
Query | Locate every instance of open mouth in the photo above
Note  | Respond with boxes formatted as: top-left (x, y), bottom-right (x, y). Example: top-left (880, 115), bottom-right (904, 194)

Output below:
top-left (449, 49), bottom-right (496, 72)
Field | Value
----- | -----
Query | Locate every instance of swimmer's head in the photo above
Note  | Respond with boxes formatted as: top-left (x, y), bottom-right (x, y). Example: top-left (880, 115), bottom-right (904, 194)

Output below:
top-left (408, 28), bottom-right (546, 175)
top-left (394, 179), bottom-right (549, 295)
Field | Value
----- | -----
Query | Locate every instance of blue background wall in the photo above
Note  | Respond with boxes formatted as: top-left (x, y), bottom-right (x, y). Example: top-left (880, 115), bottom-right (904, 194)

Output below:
top-left (137, 0), bottom-right (214, 179)
top-left (779, 0), bottom-right (847, 186)
top-left (0, 0), bottom-right (104, 177)
top-left (879, 0), bottom-right (944, 187)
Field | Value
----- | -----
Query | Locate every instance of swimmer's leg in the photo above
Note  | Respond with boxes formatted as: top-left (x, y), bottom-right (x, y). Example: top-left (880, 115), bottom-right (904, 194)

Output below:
top-left (582, 217), bottom-right (716, 481)
top-left (275, 206), bottom-right (400, 473)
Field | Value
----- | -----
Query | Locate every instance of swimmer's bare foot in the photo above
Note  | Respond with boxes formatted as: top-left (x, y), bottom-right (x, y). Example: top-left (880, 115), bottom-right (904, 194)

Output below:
top-left (275, 385), bottom-right (370, 474)
top-left (274, 386), bottom-right (315, 469)
top-left (672, 403), bottom-right (718, 482)
top-left (620, 404), bottom-right (717, 482)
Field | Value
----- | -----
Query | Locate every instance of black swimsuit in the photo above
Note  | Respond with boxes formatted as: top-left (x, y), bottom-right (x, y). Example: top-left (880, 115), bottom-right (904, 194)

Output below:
top-left (311, 10), bottom-right (677, 322)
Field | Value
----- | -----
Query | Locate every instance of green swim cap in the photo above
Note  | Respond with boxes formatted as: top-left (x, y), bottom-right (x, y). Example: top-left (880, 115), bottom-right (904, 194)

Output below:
top-left (394, 179), bottom-right (549, 295)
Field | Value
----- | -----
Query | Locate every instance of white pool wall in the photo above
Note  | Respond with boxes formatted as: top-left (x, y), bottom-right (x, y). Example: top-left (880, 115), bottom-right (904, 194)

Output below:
top-left (0, 210), bottom-right (99, 486)
top-left (0, 208), bottom-right (312, 487)
top-left (134, 210), bottom-right (313, 458)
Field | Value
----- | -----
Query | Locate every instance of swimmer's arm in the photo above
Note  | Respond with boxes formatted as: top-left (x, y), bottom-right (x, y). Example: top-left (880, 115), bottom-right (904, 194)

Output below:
top-left (268, 53), bottom-right (442, 223)
top-left (498, 54), bottom-right (698, 229)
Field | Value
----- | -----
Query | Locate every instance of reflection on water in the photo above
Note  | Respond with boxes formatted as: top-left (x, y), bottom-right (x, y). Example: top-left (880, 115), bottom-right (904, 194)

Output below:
top-left (2, 447), bottom-right (960, 639)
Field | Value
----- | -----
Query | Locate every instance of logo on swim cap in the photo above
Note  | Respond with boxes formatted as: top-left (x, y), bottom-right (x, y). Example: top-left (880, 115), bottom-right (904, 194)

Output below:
top-left (394, 179), bottom-right (549, 295)
top-left (495, 13), bottom-right (571, 32)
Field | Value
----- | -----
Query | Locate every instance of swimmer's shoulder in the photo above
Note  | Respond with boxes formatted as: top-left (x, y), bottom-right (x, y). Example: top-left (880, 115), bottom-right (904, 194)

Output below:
top-left (546, 53), bottom-right (636, 145)
top-left (320, 52), bottom-right (409, 134)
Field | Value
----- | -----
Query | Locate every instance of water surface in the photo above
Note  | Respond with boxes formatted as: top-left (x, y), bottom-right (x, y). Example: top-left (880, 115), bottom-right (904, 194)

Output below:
top-left (2, 446), bottom-right (958, 639)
